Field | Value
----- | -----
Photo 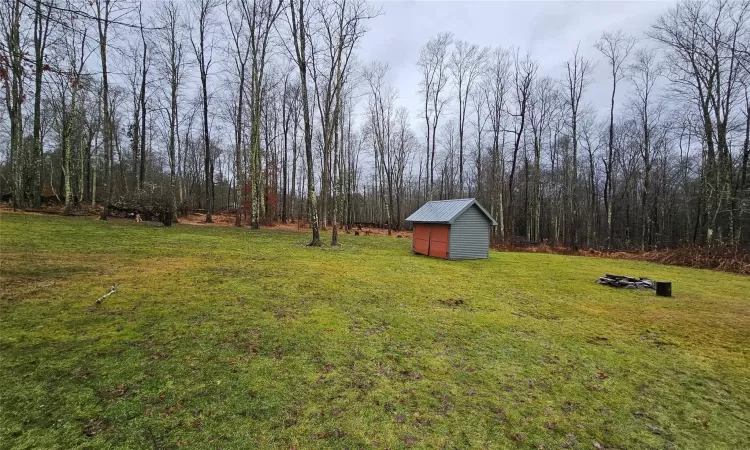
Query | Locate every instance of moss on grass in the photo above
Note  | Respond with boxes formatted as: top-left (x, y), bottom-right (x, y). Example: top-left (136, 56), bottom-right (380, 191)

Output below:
top-left (1, 212), bottom-right (749, 449)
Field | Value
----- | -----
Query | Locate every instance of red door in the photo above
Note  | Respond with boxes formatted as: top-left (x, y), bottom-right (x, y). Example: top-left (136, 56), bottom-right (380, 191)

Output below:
top-left (428, 224), bottom-right (450, 259)
top-left (413, 224), bottom-right (430, 255)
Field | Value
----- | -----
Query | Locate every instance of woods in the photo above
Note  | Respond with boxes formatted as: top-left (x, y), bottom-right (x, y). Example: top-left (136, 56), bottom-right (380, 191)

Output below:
top-left (1, 0), bottom-right (749, 250)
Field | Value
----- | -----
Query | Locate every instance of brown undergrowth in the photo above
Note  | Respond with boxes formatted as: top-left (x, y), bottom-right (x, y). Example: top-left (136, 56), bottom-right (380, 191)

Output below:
top-left (493, 242), bottom-right (750, 275)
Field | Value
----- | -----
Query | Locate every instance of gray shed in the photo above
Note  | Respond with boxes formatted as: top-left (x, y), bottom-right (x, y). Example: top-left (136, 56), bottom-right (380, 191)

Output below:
top-left (405, 198), bottom-right (497, 260)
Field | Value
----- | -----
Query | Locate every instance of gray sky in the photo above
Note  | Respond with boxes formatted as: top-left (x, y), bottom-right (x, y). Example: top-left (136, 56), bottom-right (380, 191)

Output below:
top-left (356, 0), bottom-right (675, 125)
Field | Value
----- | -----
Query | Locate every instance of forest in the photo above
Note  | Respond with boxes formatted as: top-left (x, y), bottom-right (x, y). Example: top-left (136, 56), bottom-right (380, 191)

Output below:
top-left (1, 0), bottom-right (749, 250)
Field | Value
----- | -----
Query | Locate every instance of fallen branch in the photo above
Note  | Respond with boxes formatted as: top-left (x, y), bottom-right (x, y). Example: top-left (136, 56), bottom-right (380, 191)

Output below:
top-left (96, 282), bottom-right (119, 304)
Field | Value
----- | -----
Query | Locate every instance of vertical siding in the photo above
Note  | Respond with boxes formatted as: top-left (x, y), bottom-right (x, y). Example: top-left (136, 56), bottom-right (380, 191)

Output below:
top-left (448, 205), bottom-right (491, 259)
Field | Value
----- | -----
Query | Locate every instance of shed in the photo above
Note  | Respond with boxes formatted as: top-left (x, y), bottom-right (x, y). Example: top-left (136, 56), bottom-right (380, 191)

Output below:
top-left (405, 198), bottom-right (497, 260)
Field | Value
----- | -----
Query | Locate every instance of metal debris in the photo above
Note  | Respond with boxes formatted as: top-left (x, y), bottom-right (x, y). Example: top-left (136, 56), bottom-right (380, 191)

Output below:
top-left (596, 274), bottom-right (654, 290)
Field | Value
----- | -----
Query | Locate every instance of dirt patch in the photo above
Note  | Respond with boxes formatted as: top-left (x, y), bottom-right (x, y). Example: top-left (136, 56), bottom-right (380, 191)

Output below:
top-left (437, 298), bottom-right (466, 308)
top-left (100, 383), bottom-right (131, 399)
top-left (81, 418), bottom-right (112, 437)
top-left (179, 211), bottom-right (238, 226)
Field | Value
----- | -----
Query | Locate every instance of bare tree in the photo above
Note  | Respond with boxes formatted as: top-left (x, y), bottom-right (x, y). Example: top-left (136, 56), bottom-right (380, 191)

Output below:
top-left (59, 1), bottom-right (91, 212)
top-left (1, 0), bottom-right (25, 208)
top-left (470, 86), bottom-right (488, 199)
top-left (156, 0), bottom-right (186, 223)
top-left (364, 61), bottom-right (396, 235)
top-left (188, 0), bottom-right (219, 223)
top-left (449, 40), bottom-right (487, 195)
top-left (508, 50), bottom-right (537, 238)
top-left (741, 85), bottom-right (749, 192)
top-left (289, 0), bottom-right (321, 245)
top-left (580, 112), bottom-right (601, 245)
top-left (126, 1), bottom-right (151, 192)
top-left (32, 0), bottom-right (55, 207)
top-left (528, 76), bottom-right (558, 242)
top-left (596, 29), bottom-right (636, 249)
top-left (136, 0), bottom-right (149, 191)
top-left (392, 106), bottom-right (414, 228)
top-left (417, 32), bottom-right (452, 199)
top-left (284, 78), bottom-right (301, 223)
top-left (737, 85), bottom-right (749, 243)
top-left (483, 47), bottom-right (511, 238)
top-left (224, 0), bottom-right (251, 226)
top-left (244, 0), bottom-right (283, 229)
top-left (650, 0), bottom-right (749, 244)
top-left (308, 0), bottom-right (373, 243)
top-left (94, 0), bottom-right (115, 220)
top-left (280, 70), bottom-right (296, 223)
top-left (563, 44), bottom-right (594, 248)
top-left (629, 48), bottom-right (665, 250)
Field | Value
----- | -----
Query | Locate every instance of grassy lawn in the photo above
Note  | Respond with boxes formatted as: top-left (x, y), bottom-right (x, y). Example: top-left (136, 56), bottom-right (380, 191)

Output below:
top-left (1, 212), bottom-right (749, 449)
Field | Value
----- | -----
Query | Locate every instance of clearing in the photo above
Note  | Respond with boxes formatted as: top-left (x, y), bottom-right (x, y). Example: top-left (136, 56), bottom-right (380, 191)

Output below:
top-left (1, 213), bottom-right (749, 449)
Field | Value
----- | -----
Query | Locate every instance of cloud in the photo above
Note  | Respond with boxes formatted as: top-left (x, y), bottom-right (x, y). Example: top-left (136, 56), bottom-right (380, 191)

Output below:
top-left (357, 0), bottom-right (675, 126)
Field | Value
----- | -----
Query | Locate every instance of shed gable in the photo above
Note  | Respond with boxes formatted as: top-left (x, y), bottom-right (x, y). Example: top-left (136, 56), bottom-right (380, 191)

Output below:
top-left (448, 205), bottom-right (491, 260)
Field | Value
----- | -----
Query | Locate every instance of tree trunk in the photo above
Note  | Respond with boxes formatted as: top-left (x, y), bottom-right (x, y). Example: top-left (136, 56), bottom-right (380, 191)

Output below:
top-left (138, 36), bottom-right (148, 191)
top-left (97, 0), bottom-right (112, 220)
top-left (290, 0), bottom-right (321, 246)
top-left (32, 0), bottom-right (50, 208)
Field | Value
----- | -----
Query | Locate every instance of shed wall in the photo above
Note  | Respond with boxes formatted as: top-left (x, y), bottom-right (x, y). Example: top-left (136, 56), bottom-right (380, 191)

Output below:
top-left (448, 205), bottom-right (491, 259)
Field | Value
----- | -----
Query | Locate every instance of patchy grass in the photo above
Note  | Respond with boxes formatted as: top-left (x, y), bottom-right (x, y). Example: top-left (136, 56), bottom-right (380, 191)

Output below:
top-left (1, 212), bottom-right (749, 449)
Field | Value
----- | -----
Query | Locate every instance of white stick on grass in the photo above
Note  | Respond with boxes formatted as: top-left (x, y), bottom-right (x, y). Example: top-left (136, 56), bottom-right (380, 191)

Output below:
top-left (95, 282), bottom-right (119, 304)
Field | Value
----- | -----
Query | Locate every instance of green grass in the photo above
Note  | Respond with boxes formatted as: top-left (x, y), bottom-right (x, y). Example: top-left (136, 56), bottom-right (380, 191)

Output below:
top-left (1, 212), bottom-right (749, 449)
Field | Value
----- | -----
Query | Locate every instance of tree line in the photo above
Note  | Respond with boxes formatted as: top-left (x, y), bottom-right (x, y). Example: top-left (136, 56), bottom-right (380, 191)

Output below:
top-left (1, 0), bottom-right (748, 249)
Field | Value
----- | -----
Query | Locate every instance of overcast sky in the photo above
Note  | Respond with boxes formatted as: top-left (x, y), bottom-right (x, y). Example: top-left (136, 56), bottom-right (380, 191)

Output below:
top-left (355, 0), bottom-right (676, 125)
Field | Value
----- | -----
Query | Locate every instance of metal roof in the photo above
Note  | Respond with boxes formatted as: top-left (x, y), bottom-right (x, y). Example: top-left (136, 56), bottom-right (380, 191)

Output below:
top-left (405, 198), bottom-right (497, 225)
